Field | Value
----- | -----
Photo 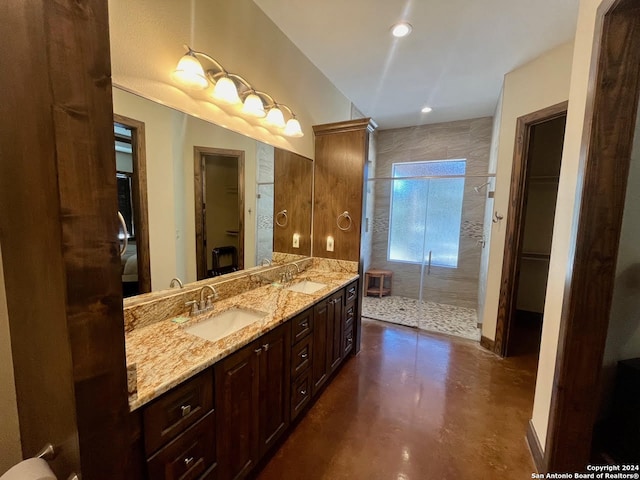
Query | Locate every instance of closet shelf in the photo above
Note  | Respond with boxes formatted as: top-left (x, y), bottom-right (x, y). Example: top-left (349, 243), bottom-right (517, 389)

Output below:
top-left (529, 175), bottom-right (560, 184)
top-left (521, 251), bottom-right (550, 261)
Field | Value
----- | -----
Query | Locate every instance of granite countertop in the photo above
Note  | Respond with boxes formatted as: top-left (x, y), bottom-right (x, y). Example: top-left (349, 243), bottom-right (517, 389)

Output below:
top-left (125, 269), bottom-right (358, 411)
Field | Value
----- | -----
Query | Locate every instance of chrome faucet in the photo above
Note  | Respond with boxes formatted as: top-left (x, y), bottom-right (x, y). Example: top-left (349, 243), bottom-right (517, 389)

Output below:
top-left (199, 285), bottom-right (218, 311)
top-left (169, 277), bottom-right (184, 289)
top-left (261, 258), bottom-right (272, 266)
top-left (184, 284), bottom-right (218, 316)
top-left (281, 264), bottom-right (297, 283)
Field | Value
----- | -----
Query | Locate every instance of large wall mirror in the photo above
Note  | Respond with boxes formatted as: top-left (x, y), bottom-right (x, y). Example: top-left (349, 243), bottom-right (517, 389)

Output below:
top-left (112, 87), bottom-right (313, 296)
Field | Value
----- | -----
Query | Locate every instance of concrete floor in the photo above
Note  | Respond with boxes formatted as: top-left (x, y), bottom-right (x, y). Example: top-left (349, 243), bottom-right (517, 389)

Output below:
top-left (257, 319), bottom-right (538, 480)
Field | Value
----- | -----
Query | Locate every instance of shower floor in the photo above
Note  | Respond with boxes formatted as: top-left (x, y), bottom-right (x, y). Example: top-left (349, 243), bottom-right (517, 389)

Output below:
top-left (361, 295), bottom-right (481, 341)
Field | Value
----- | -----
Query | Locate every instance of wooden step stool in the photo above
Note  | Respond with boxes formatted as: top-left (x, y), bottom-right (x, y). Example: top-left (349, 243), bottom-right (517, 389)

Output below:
top-left (365, 269), bottom-right (393, 298)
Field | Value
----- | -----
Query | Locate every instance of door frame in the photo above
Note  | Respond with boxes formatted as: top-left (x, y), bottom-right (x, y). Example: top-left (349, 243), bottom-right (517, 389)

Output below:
top-left (113, 114), bottom-right (152, 293)
top-left (194, 146), bottom-right (245, 280)
top-left (541, 0), bottom-right (640, 471)
top-left (493, 101), bottom-right (568, 357)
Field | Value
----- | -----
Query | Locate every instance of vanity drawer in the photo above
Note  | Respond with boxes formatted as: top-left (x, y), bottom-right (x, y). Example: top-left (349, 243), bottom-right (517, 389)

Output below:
top-left (344, 301), bottom-right (356, 328)
top-left (147, 410), bottom-right (216, 480)
top-left (292, 308), bottom-right (313, 344)
top-left (343, 324), bottom-right (354, 356)
top-left (291, 368), bottom-right (312, 421)
top-left (291, 335), bottom-right (312, 379)
top-left (345, 281), bottom-right (358, 304)
top-left (143, 370), bottom-right (214, 455)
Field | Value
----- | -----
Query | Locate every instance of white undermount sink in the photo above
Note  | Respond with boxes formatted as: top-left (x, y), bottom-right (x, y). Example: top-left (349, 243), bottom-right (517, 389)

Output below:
top-left (184, 308), bottom-right (267, 343)
top-left (286, 280), bottom-right (327, 295)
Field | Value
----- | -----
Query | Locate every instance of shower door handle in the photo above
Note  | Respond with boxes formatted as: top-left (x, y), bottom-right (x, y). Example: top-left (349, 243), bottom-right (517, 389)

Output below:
top-left (427, 250), bottom-right (432, 275)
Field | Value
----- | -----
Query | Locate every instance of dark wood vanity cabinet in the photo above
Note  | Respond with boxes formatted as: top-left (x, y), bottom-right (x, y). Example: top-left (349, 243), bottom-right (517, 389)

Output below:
top-left (215, 322), bottom-right (291, 480)
top-left (343, 281), bottom-right (357, 357)
top-left (143, 370), bottom-right (217, 480)
top-left (140, 282), bottom-right (358, 480)
top-left (290, 308), bottom-right (314, 421)
top-left (311, 288), bottom-right (348, 396)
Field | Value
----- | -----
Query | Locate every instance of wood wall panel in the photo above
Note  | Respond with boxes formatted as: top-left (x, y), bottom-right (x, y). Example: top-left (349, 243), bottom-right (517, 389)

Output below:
top-left (274, 149), bottom-right (313, 255)
top-left (313, 119), bottom-right (374, 262)
top-left (1, 1), bottom-right (130, 478)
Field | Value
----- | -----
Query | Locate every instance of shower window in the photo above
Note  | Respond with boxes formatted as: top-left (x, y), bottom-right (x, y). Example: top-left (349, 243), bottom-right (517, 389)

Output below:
top-left (388, 159), bottom-right (466, 268)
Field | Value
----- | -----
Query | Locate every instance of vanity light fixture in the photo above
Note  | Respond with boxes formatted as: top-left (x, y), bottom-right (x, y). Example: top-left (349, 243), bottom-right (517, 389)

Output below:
top-left (265, 104), bottom-right (286, 128)
top-left (391, 22), bottom-right (413, 38)
top-left (172, 45), bottom-right (304, 137)
top-left (171, 51), bottom-right (208, 89)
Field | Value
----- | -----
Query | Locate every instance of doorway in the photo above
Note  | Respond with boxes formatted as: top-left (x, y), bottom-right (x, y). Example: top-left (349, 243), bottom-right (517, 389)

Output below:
top-left (113, 114), bottom-right (151, 297)
top-left (194, 147), bottom-right (245, 280)
top-left (494, 102), bottom-right (567, 358)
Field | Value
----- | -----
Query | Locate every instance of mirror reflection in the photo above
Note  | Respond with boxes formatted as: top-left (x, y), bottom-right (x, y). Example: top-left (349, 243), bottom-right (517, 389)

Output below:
top-left (112, 87), bottom-right (312, 297)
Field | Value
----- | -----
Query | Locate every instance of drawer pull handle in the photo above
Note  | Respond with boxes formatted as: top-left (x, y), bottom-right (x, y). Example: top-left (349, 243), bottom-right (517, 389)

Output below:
top-left (184, 456), bottom-right (194, 467)
top-left (263, 343), bottom-right (270, 351)
top-left (300, 389), bottom-right (307, 396)
top-left (300, 352), bottom-right (308, 359)
top-left (181, 404), bottom-right (192, 417)
top-left (254, 348), bottom-right (262, 355)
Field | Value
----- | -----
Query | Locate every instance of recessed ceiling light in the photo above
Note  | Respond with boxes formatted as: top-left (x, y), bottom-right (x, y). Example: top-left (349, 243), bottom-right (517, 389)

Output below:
top-left (421, 106), bottom-right (433, 113)
top-left (391, 22), bottom-right (413, 38)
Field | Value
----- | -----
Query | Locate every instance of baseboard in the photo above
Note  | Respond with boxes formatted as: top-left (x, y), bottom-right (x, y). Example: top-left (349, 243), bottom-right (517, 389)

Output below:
top-left (480, 336), bottom-right (495, 351)
top-left (526, 419), bottom-right (545, 473)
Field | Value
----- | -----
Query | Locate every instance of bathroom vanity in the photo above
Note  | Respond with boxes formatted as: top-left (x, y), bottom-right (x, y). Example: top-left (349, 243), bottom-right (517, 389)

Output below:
top-left (124, 262), bottom-right (359, 479)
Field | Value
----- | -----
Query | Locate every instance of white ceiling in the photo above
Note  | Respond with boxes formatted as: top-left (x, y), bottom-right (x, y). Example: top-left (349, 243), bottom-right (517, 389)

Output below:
top-left (253, 0), bottom-right (580, 130)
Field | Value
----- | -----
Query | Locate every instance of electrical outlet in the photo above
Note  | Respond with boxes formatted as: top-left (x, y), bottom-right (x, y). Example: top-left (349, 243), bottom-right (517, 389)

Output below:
top-left (326, 236), bottom-right (334, 252)
top-left (293, 233), bottom-right (300, 248)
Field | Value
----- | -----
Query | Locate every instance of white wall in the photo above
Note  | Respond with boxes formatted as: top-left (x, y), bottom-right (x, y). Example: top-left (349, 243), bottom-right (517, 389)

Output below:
top-left (530, 0), bottom-right (611, 451)
top-left (0, 243), bottom-right (22, 472)
top-left (481, 42), bottom-right (574, 339)
top-left (112, 88), bottom-right (260, 288)
top-left (108, 0), bottom-right (352, 159)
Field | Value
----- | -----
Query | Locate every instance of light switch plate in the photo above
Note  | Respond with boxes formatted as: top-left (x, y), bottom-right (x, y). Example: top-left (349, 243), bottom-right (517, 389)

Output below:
top-left (293, 233), bottom-right (300, 248)
top-left (326, 236), bottom-right (334, 252)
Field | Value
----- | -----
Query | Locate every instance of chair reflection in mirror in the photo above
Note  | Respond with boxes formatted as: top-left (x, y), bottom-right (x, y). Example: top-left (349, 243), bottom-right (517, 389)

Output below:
top-left (210, 246), bottom-right (239, 276)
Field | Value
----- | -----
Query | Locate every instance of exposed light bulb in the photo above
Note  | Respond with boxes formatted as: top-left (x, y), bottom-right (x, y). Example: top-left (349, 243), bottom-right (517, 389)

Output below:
top-left (212, 76), bottom-right (241, 105)
top-left (265, 106), bottom-right (286, 129)
top-left (391, 22), bottom-right (413, 38)
top-left (242, 93), bottom-right (266, 117)
top-left (172, 53), bottom-right (208, 90)
top-left (284, 117), bottom-right (304, 137)
top-left (421, 106), bottom-right (433, 113)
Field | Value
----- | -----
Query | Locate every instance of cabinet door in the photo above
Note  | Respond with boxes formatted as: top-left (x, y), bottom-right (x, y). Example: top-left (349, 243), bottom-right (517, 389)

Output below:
top-left (328, 290), bottom-right (344, 374)
top-left (215, 342), bottom-right (260, 480)
top-left (258, 323), bottom-right (291, 457)
top-left (312, 301), bottom-right (329, 396)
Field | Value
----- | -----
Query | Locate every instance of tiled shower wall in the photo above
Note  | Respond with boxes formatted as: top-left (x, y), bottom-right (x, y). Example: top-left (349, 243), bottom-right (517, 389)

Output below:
top-left (256, 142), bottom-right (275, 264)
top-left (369, 117), bottom-right (492, 309)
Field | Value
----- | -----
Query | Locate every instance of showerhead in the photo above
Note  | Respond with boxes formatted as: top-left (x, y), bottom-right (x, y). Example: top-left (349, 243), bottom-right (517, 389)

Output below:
top-left (473, 181), bottom-right (491, 193)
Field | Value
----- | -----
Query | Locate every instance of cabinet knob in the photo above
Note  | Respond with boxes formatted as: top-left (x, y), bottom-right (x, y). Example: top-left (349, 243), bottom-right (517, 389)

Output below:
top-left (180, 404), bottom-right (192, 417)
top-left (184, 456), bottom-right (194, 467)
top-left (301, 321), bottom-right (309, 328)
top-left (300, 352), bottom-right (308, 359)
top-left (300, 389), bottom-right (307, 396)
top-left (263, 343), bottom-right (270, 351)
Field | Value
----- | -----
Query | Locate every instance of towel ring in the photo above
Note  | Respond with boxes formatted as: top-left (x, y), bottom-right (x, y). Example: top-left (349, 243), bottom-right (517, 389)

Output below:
top-left (275, 209), bottom-right (288, 227)
top-left (117, 211), bottom-right (128, 257)
top-left (337, 211), bottom-right (352, 231)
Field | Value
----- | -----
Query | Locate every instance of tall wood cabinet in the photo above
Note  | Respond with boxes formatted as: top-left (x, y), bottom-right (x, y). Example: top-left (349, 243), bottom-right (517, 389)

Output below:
top-left (313, 119), bottom-right (375, 354)
top-left (312, 119), bottom-right (375, 263)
